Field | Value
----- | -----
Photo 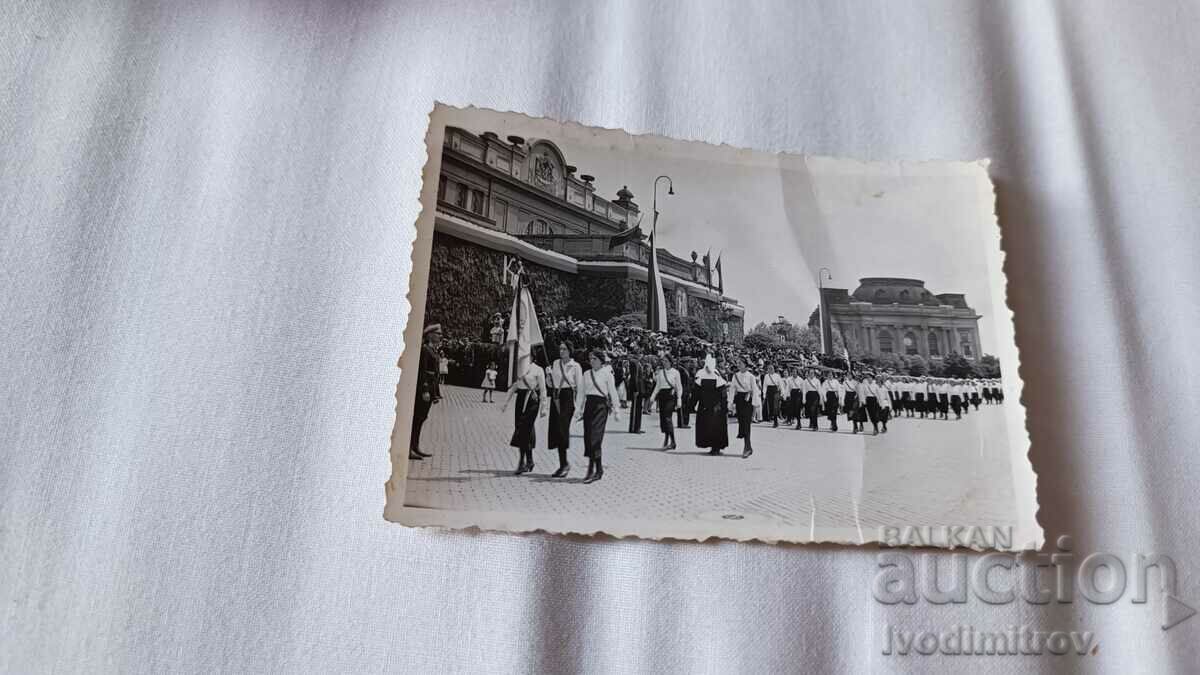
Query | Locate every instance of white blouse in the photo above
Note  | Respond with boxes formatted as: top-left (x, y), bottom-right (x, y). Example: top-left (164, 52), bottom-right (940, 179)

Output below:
top-left (548, 358), bottom-right (582, 390)
top-left (576, 366), bottom-right (621, 410)
top-left (651, 367), bottom-right (683, 401)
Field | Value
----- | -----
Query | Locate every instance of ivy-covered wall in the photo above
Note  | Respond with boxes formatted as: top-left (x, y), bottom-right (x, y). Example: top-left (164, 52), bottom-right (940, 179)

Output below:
top-left (423, 232), bottom-right (742, 341)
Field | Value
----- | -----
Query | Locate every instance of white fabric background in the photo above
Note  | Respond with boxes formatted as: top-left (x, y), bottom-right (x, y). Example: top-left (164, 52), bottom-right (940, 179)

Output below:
top-left (2, 1), bottom-right (1198, 672)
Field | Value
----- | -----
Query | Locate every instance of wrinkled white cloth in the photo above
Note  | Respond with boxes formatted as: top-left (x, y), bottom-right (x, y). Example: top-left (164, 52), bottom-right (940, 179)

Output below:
top-left (3, 1), bottom-right (1199, 672)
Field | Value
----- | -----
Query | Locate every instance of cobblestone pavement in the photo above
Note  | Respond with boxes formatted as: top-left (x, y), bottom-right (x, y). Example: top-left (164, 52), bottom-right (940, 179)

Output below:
top-left (403, 386), bottom-right (1016, 539)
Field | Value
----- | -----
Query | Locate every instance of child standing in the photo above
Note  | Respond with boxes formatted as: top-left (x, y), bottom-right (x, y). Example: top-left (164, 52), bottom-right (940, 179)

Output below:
top-left (481, 362), bottom-right (498, 402)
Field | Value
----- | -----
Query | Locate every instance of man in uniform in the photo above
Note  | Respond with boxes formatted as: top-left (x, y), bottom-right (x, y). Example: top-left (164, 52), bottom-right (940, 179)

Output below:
top-left (410, 323), bottom-right (443, 460)
top-left (627, 352), bottom-right (646, 433)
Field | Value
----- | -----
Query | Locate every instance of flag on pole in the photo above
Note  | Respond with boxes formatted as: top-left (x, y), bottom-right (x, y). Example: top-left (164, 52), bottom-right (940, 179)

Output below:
top-left (703, 249), bottom-right (713, 288)
top-left (506, 279), bottom-right (544, 383)
top-left (646, 228), bottom-right (669, 332)
top-left (714, 254), bottom-right (724, 295)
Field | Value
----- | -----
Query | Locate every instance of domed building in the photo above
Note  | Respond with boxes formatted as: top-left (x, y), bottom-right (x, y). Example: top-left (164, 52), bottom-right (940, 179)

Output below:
top-left (815, 278), bottom-right (982, 360)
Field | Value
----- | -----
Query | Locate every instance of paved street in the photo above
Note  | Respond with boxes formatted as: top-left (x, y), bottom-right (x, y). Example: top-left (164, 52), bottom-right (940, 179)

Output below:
top-left (403, 386), bottom-right (1016, 541)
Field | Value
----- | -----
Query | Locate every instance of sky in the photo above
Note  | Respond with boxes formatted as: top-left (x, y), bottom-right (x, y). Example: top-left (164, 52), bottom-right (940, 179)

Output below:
top-left (440, 107), bottom-right (1002, 353)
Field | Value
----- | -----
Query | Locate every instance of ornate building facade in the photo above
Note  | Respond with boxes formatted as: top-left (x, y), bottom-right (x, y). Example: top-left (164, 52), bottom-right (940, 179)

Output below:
top-left (817, 278), bottom-right (982, 360)
top-left (427, 126), bottom-right (744, 342)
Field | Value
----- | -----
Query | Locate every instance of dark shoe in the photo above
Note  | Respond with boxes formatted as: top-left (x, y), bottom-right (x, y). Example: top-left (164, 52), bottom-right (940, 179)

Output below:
top-left (409, 451), bottom-right (424, 460)
top-left (742, 446), bottom-right (753, 459)
top-left (415, 449), bottom-right (432, 458)
top-left (667, 441), bottom-right (677, 450)
top-left (583, 458), bottom-right (596, 482)
top-left (552, 464), bottom-right (569, 478)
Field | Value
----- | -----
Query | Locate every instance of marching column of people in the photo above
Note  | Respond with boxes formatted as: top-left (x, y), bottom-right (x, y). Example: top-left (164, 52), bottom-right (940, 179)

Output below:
top-left (410, 334), bottom-right (1006, 478)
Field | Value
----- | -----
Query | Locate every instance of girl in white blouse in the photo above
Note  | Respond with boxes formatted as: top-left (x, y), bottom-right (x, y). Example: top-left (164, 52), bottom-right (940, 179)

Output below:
top-left (730, 359), bottom-right (759, 458)
top-left (573, 351), bottom-right (622, 484)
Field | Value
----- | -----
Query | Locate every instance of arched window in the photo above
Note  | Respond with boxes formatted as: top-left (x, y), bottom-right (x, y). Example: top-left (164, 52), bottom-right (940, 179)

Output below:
top-left (877, 329), bottom-right (894, 354)
top-left (928, 331), bottom-right (940, 356)
top-left (903, 331), bottom-right (918, 355)
top-left (675, 287), bottom-right (688, 316)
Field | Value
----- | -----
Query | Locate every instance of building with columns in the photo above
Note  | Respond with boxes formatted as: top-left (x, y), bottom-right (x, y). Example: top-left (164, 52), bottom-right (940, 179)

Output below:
top-left (816, 278), bottom-right (982, 360)
top-left (426, 126), bottom-right (744, 342)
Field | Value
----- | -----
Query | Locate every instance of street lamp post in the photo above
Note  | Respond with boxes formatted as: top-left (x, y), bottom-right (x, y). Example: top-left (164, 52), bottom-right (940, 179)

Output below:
top-left (652, 175), bottom-right (674, 237)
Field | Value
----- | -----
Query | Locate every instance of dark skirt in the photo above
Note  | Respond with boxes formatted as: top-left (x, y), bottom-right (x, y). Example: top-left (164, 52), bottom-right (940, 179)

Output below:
top-left (657, 390), bottom-right (676, 432)
top-left (765, 385), bottom-right (781, 420)
top-left (510, 389), bottom-right (540, 449)
top-left (824, 391), bottom-right (840, 418)
top-left (582, 394), bottom-right (609, 458)
top-left (938, 394), bottom-right (950, 414)
top-left (970, 393), bottom-right (982, 405)
top-left (864, 396), bottom-right (881, 423)
top-left (695, 380), bottom-right (729, 450)
top-left (548, 388), bottom-right (575, 450)
top-left (734, 392), bottom-right (753, 439)
top-left (787, 390), bottom-right (802, 419)
top-left (844, 391), bottom-right (859, 419)
top-left (950, 394), bottom-right (963, 412)
top-left (804, 391), bottom-right (822, 418)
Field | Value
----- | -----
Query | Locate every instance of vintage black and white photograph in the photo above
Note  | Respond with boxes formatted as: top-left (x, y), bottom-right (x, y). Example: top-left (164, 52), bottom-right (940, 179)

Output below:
top-left (386, 104), bottom-right (1037, 547)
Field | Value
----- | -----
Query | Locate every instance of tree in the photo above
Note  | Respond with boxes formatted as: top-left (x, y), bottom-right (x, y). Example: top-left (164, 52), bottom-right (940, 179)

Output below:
top-left (975, 354), bottom-right (1001, 378)
top-left (940, 352), bottom-right (975, 378)
top-left (668, 315), bottom-right (713, 340)
top-left (794, 326), bottom-right (821, 352)
top-left (743, 332), bottom-right (778, 351)
top-left (905, 355), bottom-right (929, 377)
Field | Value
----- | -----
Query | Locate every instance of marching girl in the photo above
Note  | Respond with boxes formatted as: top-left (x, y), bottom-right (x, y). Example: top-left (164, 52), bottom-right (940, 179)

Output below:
top-left (762, 363), bottom-right (784, 428)
top-left (650, 354), bottom-right (683, 450)
top-left (950, 380), bottom-right (965, 419)
top-left (730, 358), bottom-right (758, 458)
top-left (801, 369), bottom-right (824, 431)
top-left (900, 377), bottom-right (914, 417)
top-left (844, 371), bottom-right (861, 433)
top-left (694, 354), bottom-right (731, 456)
top-left (787, 367), bottom-right (803, 426)
top-left (936, 378), bottom-right (951, 420)
top-left (877, 377), bottom-right (892, 433)
top-left (573, 351), bottom-right (622, 484)
top-left (500, 358), bottom-right (548, 475)
top-left (547, 342), bottom-right (582, 478)
top-left (914, 376), bottom-right (928, 418)
top-left (824, 373), bottom-right (844, 432)
top-left (857, 373), bottom-right (882, 435)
